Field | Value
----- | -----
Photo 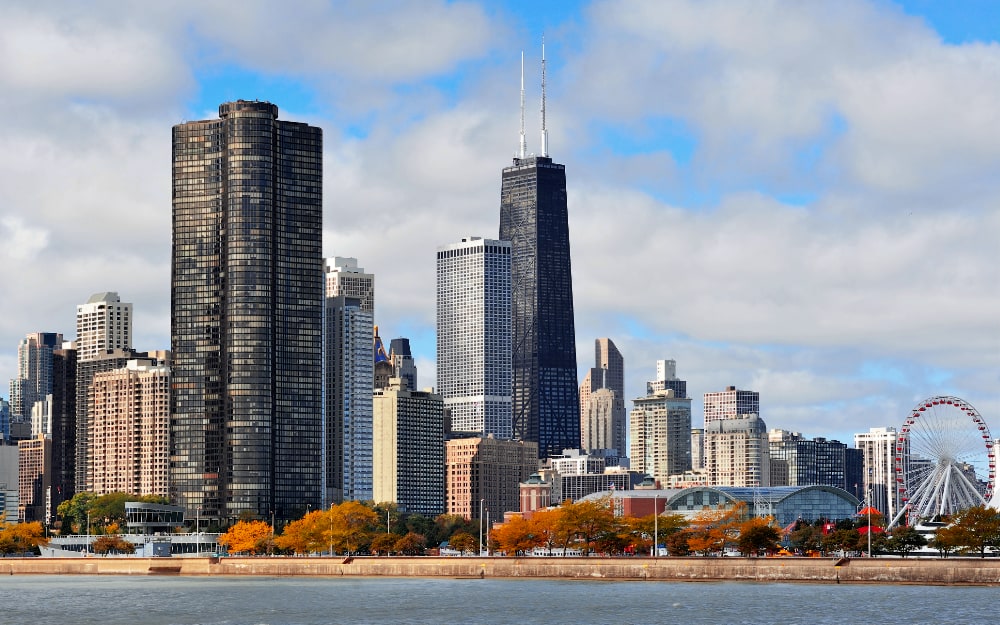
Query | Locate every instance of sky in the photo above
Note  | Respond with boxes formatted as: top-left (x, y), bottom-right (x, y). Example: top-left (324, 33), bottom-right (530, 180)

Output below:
top-left (1, 0), bottom-right (998, 446)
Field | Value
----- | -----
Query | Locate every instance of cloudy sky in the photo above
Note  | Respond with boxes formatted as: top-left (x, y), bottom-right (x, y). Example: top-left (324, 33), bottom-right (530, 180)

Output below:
top-left (2, 0), bottom-right (997, 445)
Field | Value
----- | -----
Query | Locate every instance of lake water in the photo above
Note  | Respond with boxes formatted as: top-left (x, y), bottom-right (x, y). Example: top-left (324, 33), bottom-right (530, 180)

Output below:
top-left (3, 575), bottom-right (994, 625)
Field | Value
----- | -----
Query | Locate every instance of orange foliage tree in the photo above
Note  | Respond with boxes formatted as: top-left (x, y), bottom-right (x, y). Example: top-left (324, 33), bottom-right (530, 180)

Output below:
top-left (218, 520), bottom-right (273, 555)
top-left (490, 514), bottom-right (539, 556)
top-left (275, 510), bottom-right (327, 554)
top-left (0, 521), bottom-right (49, 555)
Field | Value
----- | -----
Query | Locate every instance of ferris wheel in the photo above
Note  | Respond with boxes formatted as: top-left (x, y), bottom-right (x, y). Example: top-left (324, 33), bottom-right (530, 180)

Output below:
top-left (890, 396), bottom-right (995, 528)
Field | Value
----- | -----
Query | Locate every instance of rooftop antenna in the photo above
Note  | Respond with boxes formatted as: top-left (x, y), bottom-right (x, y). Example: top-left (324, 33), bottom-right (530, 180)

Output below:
top-left (519, 51), bottom-right (527, 159)
top-left (540, 36), bottom-right (549, 157)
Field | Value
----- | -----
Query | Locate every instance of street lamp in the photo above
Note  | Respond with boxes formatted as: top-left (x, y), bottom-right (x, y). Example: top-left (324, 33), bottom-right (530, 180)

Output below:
top-left (329, 503), bottom-right (335, 557)
top-left (653, 494), bottom-right (659, 558)
top-left (479, 499), bottom-right (484, 556)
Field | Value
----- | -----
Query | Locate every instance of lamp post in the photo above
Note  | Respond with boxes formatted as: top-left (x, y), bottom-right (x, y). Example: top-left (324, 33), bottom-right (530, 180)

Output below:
top-left (653, 494), bottom-right (659, 558)
top-left (867, 488), bottom-right (872, 558)
top-left (479, 499), bottom-right (484, 556)
top-left (195, 506), bottom-right (201, 556)
top-left (329, 503), bottom-right (334, 557)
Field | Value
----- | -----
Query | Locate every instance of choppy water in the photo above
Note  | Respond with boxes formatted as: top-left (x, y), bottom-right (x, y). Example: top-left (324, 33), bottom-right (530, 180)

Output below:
top-left (2, 575), bottom-right (993, 625)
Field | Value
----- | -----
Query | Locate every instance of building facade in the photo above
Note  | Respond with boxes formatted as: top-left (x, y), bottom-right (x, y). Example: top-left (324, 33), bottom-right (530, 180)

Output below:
top-left (17, 434), bottom-right (50, 523)
top-left (89, 358), bottom-right (171, 497)
top-left (704, 414), bottom-right (769, 487)
top-left (579, 338), bottom-right (625, 455)
top-left (75, 292), bottom-right (133, 492)
top-left (703, 386), bottom-right (759, 424)
top-left (171, 100), bottom-right (323, 523)
top-left (372, 379), bottom-right (445, 516)
top-left (436, 237), bottom-right (512, 438)
top-left (325, 257), bottom-right (374, 313)
top-left (9, 332), bottom-right (63, 439)
top-left (499, 153), bottom-right (579, 459)
top-left (854, 427), bottom-right (900, 522)
top-left (646, 359), bottom-right (687, 398)
top-left (768, 429), bottom-right (848, 489)
top-left (324, 294), bottom-right (374, 505)
top-left (629, 389), bottom-right (693, 483)
top-left (446, 435), bottom-right (537, 520)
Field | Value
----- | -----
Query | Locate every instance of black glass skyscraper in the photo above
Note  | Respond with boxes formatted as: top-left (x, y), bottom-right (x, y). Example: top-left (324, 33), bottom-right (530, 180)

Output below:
top-left (171, 100), bottom-right (323, 523)
top-left (499, 154), bottom-right (579, 458)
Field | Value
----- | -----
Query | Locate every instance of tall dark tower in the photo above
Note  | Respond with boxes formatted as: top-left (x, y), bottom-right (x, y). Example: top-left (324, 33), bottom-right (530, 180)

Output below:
top-left (499, 46), bottom-right (579, 458)
top-left (171, 100), bottom-right (323, 524)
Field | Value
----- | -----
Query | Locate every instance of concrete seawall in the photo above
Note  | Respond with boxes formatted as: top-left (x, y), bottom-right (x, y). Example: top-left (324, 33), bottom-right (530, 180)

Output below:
top-left (4, 556), bottom-right (1000, 585)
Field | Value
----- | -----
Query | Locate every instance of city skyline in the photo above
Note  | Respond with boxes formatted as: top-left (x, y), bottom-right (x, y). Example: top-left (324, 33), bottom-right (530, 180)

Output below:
top-left (1, 1), bottom-right (998, 446)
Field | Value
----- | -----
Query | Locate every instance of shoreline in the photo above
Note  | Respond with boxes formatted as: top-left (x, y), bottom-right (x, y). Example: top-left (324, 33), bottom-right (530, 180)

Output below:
top-left (5, 555), bottom-right (1000, 585)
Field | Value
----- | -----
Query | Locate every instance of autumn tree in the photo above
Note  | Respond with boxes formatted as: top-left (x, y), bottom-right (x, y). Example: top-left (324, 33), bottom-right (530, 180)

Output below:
top-left (394, 531), bottom-right (427, 555)
top-left (0, 522), bottom-right (49, 555)
top-left (275, 510), bottom-right (328, 554)
top-left (557, 499), bottom-right (618, 555)
top-left (528, 508), bottom-right (562, 553)
top-left (218, 520), bottom-right (273, 555)
top-left (91, 535), bottom-right (136, 555)
top-left (685, 504), bottom-right (745, 556)
top-left (370, 533), bottom-right (397, 556)
top-left (789, 522), bottom-right (823, 555)
top-left (328, 501), bottom-right (379, 555)
top-left (737, 517), bottom-right (781, 556)
top-left (947, 505), bottom-right (1000, 557)
top-left (629, 512), bottom-right (688, 555)
top-left (448, 531), bottom-right (478, 555)
top-left (491, 514), bottom-right (539, 556)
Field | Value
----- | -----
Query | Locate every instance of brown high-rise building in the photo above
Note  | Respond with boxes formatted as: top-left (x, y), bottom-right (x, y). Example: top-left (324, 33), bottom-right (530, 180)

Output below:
top-left (446, 436), bottom-right (538, 521)
top-left (579, 338), bottom-right (625, 454)
top-left (171, 100), bottom-right (323, 523)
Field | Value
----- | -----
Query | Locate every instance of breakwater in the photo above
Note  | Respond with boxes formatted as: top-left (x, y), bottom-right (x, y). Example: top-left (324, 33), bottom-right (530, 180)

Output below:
top-left (4, 555), bottom-right (1000, 585)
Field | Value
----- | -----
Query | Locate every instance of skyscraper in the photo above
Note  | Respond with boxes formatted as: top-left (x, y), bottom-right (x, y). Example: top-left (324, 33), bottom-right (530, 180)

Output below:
top-left (324, 295), bottom-right (374, 505)
top-left (703, 385), bottom-right (759, 424)
top-left (75, 292), bottom-right (132, 492)
top-left (389, 338), bottom-right (417, 392)
top-left (579, 338), bottom-right (625, 454)
top-left (499, 48), bottom-right (579, 458)
top-left (171, 100), bottom-right (323, 523)
top-left (436, 237), bottom-right (512, 438)
top-left (629, 389), bottom-right (692, 483)
top-left (646, 359), bottom-right (687, 398)
top-left (325, 257), bottom-right (374, 312)
top-left (9, 332), bottom-right (63, 439)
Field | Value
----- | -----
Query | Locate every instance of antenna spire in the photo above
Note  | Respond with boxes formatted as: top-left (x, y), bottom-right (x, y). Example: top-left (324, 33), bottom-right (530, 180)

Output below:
top-left (519, 51), bottom-right (526, 159)
top-left (540, 36), bottom-right (548, 157)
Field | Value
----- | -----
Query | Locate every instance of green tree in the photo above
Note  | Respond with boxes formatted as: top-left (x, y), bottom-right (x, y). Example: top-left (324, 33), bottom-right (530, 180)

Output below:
top-left (887, 526), bottom-right (927, 557)
top-left (448, 531), bottom-right (478, 554)
top-left (56, 492), bottom-right (97, 534)
top-left (789, 522), bottom-right (823, 555)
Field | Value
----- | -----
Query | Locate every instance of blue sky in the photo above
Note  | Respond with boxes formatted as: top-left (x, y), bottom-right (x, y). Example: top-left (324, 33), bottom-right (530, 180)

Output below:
top-left (1, 0), bottom-right (998, 449)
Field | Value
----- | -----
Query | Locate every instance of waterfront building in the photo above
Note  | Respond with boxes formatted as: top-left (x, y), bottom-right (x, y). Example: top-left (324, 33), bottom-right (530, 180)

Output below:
top-left (75, 292), bottom-right (132, 492)
top-left (703, 414), bottom-right (769, 487)
top-left (17, 434), bottom-right (50, 523)
top-left (703, 386), bottom-right (759, 424)
top-left (629, 387), bottom-right (693, 484)
top-left (518, 472), bottom-right (552, 515)
top-left (89, 357), bottom-right (171, 497)
top-left (646, 359), bottom-right (687, 398)
top-left (372, 379), bottom-right (445, 516)
top-left (499, 49), bottom-right (579, 459)
top-left (436, 237), bottom-right (512, 438)
top-left (49, 344), bottom-right (76, 511)
top-left (171, 100), bottom-right (323, 523)
top-left (446, 435), bottom-right (537, 520)
top-left (324, 295), bottom-right (374, 505)
top-left (579, 339), bottom-right (625, 455)
top-left (854, 427), bottom-right (900, 522)
top-left (9, 332), bottom-right (63, 440)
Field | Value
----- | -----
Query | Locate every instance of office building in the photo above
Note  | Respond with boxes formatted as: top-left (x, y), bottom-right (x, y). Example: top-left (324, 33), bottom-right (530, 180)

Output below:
top-left (171, 100), bottom-right (323, 523)
top-left (372, 379), bottom-right (445, 516)
top-left (579, 338), bottom-right (625, 455)
top-left (691, 428), bottom-right (705, 470)
top-left (629, 389), bottom-right (693, 484)
top-left (499, 50), bottom-right (579, 458)
top-left (446, 435), bottom-right (537, 520)
top-left (49, 344), bottom-right (76, 510)
top-left (75, 293), bottom-right (132, 492)
top-left (324, 295), bottom-right (374, 505)
top-left (17, 434), bottom-right (50, 523)
top-left (325, 257), bottom-right (374, 313)
top-left (704, 414), bottom-right (769, 487)
top-left (646, 359), bottom-right (687, 398)
top-left (89, 357), bottom-right (170, 497)
top-left (389, 338), bottom-right (417, 392)
top-left (703, 386), bottom-right (759, 424)
top-left (9, 332), bottom-right (63, 439)
top-left (854, 427), bottom-right (900, 522)
top-left (768, 429), bottom-right (848, 489)
top-left (436, 237), bottom-right (512, 438)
